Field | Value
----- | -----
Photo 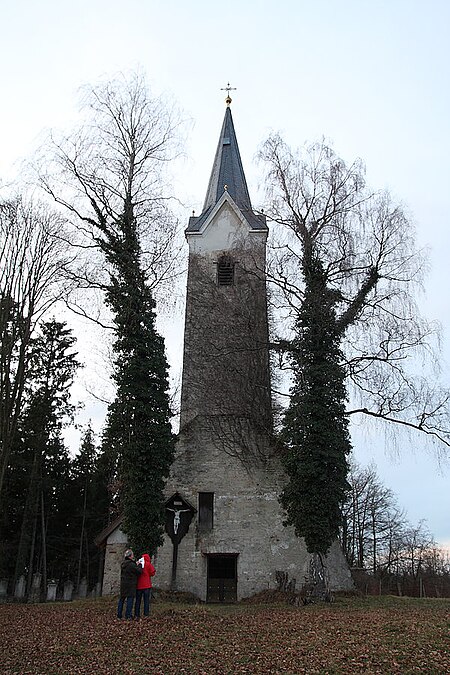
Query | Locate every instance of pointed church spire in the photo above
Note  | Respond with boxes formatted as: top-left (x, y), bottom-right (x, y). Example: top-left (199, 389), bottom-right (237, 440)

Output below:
top-left (186, 101), bottom-right (267, 234)
top-left (202, 106), bottom-right (252, 212)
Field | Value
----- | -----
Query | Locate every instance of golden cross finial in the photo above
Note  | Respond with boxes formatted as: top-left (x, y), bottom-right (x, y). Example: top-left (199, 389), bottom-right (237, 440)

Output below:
top-left (221, 82), bottom-right (236, 106)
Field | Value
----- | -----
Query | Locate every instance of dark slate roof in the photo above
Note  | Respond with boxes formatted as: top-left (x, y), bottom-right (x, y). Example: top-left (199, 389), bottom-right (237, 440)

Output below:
top-left (94, 514), bottom-right (124, 547)
top-left (186, 107), bottom-right (267, 233)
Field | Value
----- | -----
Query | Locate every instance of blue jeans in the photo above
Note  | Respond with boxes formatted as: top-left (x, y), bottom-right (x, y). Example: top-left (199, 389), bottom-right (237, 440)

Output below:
top-left (117, 595), bottom-right (134, 619)
top-left (135, 588), bottom-right (151, 617)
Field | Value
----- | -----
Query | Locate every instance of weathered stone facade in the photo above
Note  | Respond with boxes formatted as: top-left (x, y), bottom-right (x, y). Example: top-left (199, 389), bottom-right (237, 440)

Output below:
top-left (154, 420), bottom-right (352, 600)
top-left (180, 196), bottom-right (272, 432)
top-left (101, 104), bottom-right (353, 599)
top-left (101, 527), bottom-right (128, 596)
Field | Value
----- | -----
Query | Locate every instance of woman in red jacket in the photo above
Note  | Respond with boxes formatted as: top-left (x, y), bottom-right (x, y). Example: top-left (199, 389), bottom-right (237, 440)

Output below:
top-left (135, 553), bottom-right (155, 618)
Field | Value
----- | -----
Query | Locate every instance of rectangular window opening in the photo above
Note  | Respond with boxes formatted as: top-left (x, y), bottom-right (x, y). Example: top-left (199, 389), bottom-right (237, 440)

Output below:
top-left (198, 492), bottom-right (214, 531)
top-left (217, 260), bottom-right (234, 286)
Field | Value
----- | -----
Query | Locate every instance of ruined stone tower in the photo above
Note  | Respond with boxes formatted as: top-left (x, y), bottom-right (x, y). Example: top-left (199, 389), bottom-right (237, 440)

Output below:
top-left (152, 101), bottom-right (353, 601)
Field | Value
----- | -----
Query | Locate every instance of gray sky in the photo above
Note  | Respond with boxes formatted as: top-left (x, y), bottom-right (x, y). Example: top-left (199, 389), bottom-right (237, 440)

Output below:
top-left (1, 0), bottom-right (449, 550)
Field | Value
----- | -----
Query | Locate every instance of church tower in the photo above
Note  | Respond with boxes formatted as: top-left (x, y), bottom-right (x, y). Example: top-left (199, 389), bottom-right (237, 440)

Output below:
top-left (180, 101), bottom-right (272, 439)
top-left (154, 99), bottom-right (353, 601)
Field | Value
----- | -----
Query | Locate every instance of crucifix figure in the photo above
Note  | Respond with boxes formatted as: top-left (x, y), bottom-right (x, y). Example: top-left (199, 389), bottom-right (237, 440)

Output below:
top-left (221, 82), bottom-right (236, 106)
top-left (165, 496), bottom-right (195, 592)
top-left (167, 507), bottom-right (190, 535)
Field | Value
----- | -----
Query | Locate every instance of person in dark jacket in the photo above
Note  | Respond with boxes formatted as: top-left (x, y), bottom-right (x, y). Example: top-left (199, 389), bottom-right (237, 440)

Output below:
top-left (135, 553), bottom-right (156, 618)
top-left (117, 549), bottom-right (142, 620)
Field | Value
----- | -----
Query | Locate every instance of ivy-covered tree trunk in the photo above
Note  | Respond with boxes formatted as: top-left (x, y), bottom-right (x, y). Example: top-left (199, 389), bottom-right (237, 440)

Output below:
top-left (281, 255), bottom-right (351, 556)
top-left (40, 75), bottom-right (180, 559)
top-left (102, 208), bottom-right (175, 556)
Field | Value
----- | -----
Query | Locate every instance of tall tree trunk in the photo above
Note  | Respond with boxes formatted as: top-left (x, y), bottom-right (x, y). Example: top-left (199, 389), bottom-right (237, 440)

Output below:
top-left (14, 450), bottom-right (40, 586)
top-left (25, 509), bottom-right (38, 599)
top-left (40, 490), bottom-right (47, 594)
top-left (84, 529), bottom-right (90, 588)
top-left (76, 478), bottom-right (88, 590)
top-left (372, 517), bottom-right (377, 575)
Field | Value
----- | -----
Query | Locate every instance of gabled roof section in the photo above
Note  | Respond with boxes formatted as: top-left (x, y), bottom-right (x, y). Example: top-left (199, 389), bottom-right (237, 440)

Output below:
top-left (94, 514), bottom-right (124, 547)
top-left (187, 106), bottom-right (267, 234)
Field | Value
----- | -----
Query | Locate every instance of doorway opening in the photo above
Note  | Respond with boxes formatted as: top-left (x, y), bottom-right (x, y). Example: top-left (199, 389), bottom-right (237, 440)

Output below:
top-left (206, 554), bottom-right (238, 602)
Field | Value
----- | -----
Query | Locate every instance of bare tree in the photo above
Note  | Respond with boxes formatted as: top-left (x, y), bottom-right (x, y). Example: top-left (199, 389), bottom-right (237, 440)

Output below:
top-left (341, 461), bottom-right (406, 572)
top-left (35, 72), bottom-right (185, 323)
top-left (259, 134), bottom-right (450, 455)
top-left (0, 196), bottom-right (73, 501)
top-left (377, 506), bottom-right (406, 577)
top-left (400, 520), bottom-right (435, 579)
top-left (341, 461), bottom-right (450, 596)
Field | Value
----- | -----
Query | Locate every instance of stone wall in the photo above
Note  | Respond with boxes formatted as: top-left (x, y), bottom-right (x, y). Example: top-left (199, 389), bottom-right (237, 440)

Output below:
top-left (152, 421), bottom-right (354, 600)
top-left (102, 528), bottom-right (128, 596)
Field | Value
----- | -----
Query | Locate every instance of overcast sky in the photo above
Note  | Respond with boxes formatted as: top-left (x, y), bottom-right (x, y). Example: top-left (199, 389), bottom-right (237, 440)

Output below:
top-left (1, 0), bottom-right (449, 551)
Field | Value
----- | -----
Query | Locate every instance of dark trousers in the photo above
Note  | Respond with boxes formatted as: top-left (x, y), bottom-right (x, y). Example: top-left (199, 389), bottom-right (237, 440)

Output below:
top-left (117, 595), bottom-right (134, 619)
top-left (135, 587), bottom-right (151, 617)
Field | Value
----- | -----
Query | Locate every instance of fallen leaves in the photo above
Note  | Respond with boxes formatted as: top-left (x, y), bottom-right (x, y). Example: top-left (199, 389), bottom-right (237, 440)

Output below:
top-left (0, 597), bottom-right (448, 673)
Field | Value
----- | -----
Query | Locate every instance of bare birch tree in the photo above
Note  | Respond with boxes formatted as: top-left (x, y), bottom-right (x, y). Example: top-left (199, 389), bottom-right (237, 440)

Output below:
top-left (259, 134), bottom-right (450, 455)
top-left (35, 71), bottom-right (184, 323)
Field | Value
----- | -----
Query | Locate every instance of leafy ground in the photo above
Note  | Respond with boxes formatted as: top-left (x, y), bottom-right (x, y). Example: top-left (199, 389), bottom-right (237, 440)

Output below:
top-left (0, 596), bottom-right (448, 674)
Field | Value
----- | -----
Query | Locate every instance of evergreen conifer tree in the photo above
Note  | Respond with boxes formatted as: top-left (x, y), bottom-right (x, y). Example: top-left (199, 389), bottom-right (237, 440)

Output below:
top-left (70, 424), bottom-right (102, 588)
top-left (12, 320), bottom-right (78, 590)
